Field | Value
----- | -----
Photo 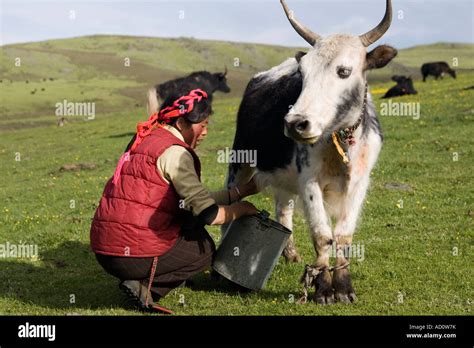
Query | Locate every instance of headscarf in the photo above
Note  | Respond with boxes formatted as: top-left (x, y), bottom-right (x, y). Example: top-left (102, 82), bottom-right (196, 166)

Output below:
top-left (112, 89), bottom-right (208, 184)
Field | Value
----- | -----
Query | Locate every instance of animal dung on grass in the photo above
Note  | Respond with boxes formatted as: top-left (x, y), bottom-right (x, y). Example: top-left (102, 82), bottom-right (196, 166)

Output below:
top-left (384, 182), bottom-right (412, 191)
top-left (59, 163), bottom-right (97, 172)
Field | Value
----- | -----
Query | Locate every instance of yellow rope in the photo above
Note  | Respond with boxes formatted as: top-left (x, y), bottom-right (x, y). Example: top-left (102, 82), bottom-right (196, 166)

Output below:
top-left (332, 132), bottom-right (349, 164)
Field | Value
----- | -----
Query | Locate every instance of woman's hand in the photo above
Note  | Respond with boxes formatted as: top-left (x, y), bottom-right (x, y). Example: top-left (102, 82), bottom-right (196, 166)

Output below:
top-left (241, 177), bottom-right (259, 196)
top-left (230, 177), bottom-right (260, 202)
top-left (233, 201), bottom-right (258, 217)
top-left (210, 201), bottom-right (258, 225)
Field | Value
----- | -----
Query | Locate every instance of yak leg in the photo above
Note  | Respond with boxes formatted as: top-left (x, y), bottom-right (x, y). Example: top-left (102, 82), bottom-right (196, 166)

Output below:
top-left (332, 175), bottom-right (370, 304)
top-left (300, 180), bottom-right (334, 304)
top-left (275, 190), bottom-right (300, 263)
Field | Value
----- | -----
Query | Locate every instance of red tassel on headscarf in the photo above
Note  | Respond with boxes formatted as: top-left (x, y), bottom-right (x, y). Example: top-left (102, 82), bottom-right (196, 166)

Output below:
top-left (111, 89), bottom-right (208, 185)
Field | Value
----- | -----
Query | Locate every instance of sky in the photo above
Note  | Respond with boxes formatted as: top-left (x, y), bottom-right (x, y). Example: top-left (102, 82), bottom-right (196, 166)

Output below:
top-left (1, 0), bottom-right (473, 48)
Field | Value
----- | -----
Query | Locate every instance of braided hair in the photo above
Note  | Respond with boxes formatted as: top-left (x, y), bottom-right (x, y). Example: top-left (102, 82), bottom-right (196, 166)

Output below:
top-left (160, 92), bottom-right (212, 125)
top-left (124, 89), bottom-right (211, 152)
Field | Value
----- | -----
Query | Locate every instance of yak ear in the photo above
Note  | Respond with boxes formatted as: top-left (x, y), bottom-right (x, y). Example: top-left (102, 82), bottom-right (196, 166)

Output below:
top-left (295, 51), bottom-right (307, 63)
top-left (365, 45), bottom-right (398, 70)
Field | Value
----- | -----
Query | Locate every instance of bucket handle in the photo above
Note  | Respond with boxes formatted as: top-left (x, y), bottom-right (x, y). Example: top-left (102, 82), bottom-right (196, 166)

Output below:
top-left (256, 209), bottom-right (271, 222)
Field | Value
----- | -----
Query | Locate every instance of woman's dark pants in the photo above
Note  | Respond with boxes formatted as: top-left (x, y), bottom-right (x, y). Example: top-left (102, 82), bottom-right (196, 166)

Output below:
top-left (95, 227), bottom-right (215, 299)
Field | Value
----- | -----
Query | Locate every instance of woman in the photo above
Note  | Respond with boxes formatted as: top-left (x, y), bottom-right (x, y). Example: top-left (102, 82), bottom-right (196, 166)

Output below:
top-left (90, 89), bottom-right (258, 313)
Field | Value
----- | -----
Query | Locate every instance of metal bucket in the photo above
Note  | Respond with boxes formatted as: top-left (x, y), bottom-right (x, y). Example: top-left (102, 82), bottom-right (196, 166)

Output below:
top-left (212, 210), bottom-right (292, 291)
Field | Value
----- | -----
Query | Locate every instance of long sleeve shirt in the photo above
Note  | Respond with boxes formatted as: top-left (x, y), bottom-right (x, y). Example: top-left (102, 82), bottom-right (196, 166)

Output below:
top-left (156, 125), bottom-right (230, 218)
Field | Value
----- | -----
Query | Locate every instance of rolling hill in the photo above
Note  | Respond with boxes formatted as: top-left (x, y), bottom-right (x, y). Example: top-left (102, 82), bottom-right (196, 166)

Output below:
top-left (0, 35), bottom-right (472, 130)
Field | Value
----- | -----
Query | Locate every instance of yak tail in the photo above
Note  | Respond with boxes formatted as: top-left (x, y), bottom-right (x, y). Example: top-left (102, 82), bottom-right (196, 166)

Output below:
top-left (146, 87), bottom-right (161, 116)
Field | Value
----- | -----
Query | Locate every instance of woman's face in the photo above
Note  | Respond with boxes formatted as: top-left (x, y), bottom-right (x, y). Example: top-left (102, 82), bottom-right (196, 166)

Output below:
top-left (178, 117), bottom-right (209, 149)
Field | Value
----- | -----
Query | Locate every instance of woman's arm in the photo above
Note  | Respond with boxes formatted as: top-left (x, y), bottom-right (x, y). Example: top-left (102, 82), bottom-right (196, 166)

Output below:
top-left (205, 177), bottom-right (260, 224)
top-left (158, 147), bottom-right (258, 225)
top-left (228, 177), bottom-right (259, 203)
top-left (209, 201), bottom-right (258, 225)
top-left (209, 177), bottom-right (260, 205)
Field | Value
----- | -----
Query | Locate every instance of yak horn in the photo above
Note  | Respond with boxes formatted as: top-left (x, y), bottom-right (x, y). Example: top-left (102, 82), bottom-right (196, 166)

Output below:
top-left (359, 0), bottom-right (392, 47)
top-left (280, 0), bottom-right (321, 46)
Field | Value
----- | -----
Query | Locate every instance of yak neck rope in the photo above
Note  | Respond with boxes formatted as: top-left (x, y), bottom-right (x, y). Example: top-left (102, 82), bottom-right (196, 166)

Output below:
top-left (332, 83), bottom-right (368, 164)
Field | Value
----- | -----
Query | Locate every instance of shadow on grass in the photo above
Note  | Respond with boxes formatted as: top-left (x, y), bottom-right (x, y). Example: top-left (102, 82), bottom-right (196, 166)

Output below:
top-left (0, 241), bottom-right (127, 312)
top-left (187, 270), bottom-right (292, 300)
top-left (0, 240), bottom-right (290, 312)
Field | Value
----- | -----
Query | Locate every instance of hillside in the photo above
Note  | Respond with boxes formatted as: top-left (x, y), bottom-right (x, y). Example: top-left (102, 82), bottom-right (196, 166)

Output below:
top-left (371, 42), bottom-right (474, 79)
top-left (0, 35), bottom-right (472, 130)
top-left (0, 36), bottom-right (303, 128)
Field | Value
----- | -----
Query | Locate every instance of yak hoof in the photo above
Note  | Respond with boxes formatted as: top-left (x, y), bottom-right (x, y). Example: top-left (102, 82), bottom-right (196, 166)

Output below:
top-left (335, 291), bottom-right (357, 304)
top-left (313, 270), bottom-right (334, 305)
top-left (333, 268), bottom-right (357, 304)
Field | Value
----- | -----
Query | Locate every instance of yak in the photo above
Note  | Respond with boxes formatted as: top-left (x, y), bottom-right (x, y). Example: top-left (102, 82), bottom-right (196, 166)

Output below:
top-left (147, 69), bottom-right (231, 114)
top-left (224, 0), bottom-right (397, 304)
top-left (421, 62), bottom-right (456, 82)
top-left (382, 75), bottom-right (417, 98)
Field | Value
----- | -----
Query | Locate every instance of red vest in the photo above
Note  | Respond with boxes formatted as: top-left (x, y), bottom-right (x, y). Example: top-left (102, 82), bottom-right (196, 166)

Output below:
top-left (90, 127), bottom-right (201, 257)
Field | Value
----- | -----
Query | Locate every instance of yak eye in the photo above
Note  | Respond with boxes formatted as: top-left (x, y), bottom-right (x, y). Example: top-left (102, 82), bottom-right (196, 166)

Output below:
top-left (337, 66), bottom-right (352, 79)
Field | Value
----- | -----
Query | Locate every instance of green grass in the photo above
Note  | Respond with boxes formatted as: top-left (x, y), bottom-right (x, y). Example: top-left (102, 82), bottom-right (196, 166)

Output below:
top-left (0, 36), bottom-right (473, 315)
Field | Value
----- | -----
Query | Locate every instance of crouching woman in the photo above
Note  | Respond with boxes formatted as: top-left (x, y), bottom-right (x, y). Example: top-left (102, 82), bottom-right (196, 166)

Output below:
top-left (90, 89), bottom-right (258, 313)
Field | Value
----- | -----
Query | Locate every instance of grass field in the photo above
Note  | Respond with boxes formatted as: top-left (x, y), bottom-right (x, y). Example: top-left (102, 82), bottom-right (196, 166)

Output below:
top-left (0, 36), bottom-right (473, 315)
